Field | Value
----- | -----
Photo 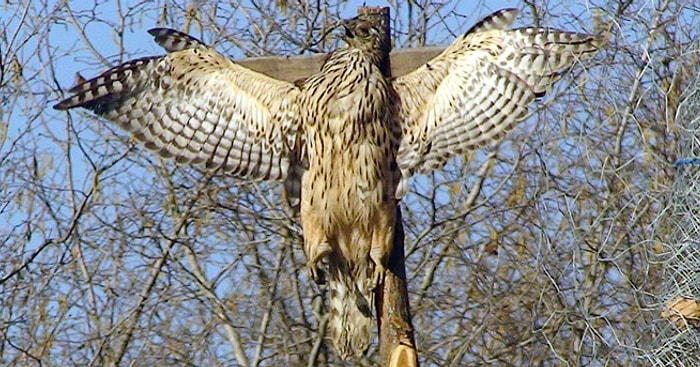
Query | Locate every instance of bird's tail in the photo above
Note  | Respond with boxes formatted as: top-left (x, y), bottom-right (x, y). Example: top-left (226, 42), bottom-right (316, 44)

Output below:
top-left (327, 258), bottom-right (374, 360)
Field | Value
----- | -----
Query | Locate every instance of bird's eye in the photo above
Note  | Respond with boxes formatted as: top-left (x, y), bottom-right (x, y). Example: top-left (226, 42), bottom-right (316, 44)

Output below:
top-left (355, 24), bottom-right (370, 37)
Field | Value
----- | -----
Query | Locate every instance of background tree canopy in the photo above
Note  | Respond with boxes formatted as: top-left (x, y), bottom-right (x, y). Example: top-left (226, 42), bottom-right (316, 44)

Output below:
top-left (1, 0), bottom-right (697, 366)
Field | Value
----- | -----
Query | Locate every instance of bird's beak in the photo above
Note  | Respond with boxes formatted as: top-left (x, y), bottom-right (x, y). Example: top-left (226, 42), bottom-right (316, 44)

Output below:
top-left (339, 17), bottom-right (357, 38)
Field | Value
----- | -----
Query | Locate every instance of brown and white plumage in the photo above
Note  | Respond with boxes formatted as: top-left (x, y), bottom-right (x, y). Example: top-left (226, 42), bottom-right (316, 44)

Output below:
top-left (393, 9), bottom-right (601, 195)
top-left (54, 8), bottom-right (601, 360)
top-left (296, 17), bottom-right (399, 358)
top-left (54, 28), bottom-right (301, 181)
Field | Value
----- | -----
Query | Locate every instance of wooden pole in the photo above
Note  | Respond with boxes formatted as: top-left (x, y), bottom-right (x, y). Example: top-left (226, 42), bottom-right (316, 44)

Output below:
top-left (380, 206), bottom-right (419, 367)
top-left (356, 6), bottom-right (419, 367)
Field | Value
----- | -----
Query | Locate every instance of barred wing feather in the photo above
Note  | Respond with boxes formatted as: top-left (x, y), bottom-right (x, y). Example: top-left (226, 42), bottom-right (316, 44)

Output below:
top-left (394, 8), bottom-right (602, 176)
top-left (54, 28), bottom-right (301, 181)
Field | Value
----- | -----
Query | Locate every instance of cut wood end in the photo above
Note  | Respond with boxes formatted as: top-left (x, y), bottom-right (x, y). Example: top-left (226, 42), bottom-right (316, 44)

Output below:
top-left (388, 344), bottom-right (418, 367)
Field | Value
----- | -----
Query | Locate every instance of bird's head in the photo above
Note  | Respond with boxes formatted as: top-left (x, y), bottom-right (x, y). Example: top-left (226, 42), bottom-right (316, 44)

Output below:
top-left (339, 17), bottom-right (385, 51)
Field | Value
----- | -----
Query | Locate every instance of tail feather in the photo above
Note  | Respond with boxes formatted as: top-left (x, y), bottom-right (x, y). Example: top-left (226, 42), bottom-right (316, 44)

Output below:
top-left (328, 259), bottom-right (374, 359)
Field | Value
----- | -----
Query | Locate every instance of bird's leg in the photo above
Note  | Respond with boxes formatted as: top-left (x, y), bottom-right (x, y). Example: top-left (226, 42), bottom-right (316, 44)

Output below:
top-left (307, 241), bottom-right (332, 285)
top-left (369, 217), bottom-right (394, 291)
top-left (369, 248), bottom-right (386, 291)
top-left (300, 201), bottom-right (333, 285)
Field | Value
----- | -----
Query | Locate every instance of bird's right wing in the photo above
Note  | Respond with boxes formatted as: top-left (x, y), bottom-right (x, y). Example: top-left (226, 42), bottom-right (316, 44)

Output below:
top-left (54, 28), bottom-right (301, 181)
top-left (393, 9), bottom-right (602, 182)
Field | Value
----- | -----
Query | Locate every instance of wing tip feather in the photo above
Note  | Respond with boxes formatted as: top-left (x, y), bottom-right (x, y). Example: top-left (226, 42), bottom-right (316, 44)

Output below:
top-left (148, 27), bottom-right (206, 52)
top-left (465, 8), bottom-right (520, 35)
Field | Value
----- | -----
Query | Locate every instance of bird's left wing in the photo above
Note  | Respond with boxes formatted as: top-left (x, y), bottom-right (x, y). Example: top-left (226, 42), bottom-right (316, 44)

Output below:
top-left (54, 28), bottom-right (301, 181)
top-left (392, 9), bottom-right (602, 188)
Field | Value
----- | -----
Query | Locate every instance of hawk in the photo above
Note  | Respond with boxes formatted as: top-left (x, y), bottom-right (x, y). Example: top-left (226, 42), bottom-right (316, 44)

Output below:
top-left (54, 8), bottom-right (601, 359)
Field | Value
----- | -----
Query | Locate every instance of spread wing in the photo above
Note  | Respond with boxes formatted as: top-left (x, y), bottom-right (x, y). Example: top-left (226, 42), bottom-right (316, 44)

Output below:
top-left (393, 8), bottom-right (602, 178)
top-left (54, 28), bottom-right (301, 181)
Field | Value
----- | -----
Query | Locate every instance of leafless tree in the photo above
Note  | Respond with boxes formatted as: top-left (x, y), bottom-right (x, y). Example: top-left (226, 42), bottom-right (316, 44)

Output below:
top-left (1, 0), bottom-right (697, 366)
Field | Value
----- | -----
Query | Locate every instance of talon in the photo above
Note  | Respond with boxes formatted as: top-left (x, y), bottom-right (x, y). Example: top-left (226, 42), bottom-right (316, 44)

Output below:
top-left (309, 263), bottom-right (327, 285)
top-left (371, 264), bottom-right (385, 291)
top-left (306, 241), bottom-right (332, 285)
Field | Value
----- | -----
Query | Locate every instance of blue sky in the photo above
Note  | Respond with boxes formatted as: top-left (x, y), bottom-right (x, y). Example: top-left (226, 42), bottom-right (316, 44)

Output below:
top-left (1, 0), bottom-right (602, 258)
top-left (4, 1), bottom-right (663, 365)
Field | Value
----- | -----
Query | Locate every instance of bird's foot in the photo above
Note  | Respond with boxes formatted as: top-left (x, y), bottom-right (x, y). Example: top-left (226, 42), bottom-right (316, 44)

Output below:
top-left (308, 262), bottom-right (327, 285)
top-left (370, 264), bottom-right (386, 291)
top-left (369, 240), bottom-right (389, 291)
top-left (306, 241), bottom-right (332, 285)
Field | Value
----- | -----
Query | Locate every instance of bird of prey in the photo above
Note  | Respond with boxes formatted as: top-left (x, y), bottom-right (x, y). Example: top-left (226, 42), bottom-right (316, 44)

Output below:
top-left (54, 8), bottom-right (602, 359)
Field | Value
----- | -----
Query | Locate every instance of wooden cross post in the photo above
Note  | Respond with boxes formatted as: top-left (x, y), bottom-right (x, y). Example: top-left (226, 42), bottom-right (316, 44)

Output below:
top-left (236, 13), bottom-right (442, 82)
top-left (354, 7), bottom-right (420, 367)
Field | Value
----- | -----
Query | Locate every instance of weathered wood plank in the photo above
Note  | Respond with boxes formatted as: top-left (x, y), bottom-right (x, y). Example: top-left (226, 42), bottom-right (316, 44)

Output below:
top-left (237, 46), bottom-right (444, 82)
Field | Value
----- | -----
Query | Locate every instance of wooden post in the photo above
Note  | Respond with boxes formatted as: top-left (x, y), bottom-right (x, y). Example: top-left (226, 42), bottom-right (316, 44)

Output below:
top-left (380, 207), bottom-right (419, 367)
top-left (356, 6), bottom-right (419, 367)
